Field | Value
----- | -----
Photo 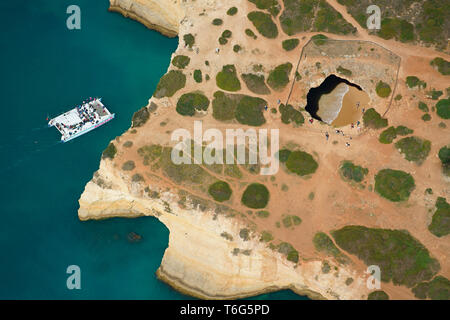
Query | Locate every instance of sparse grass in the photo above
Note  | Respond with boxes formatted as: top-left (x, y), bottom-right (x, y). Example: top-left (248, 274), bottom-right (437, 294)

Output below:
top-left (208, 181), bottom-right (232, 202)
top-left (242, 183), bottom-right (270, 209)
top-left (395, 136), bottom-right (431, 165)
top-left (428, 197), bottom-right (450, 238)
top-left (362, 108), bottom-right (388, 129)
top-left (138, 144), bottom-right (162, 165)
top-left (176, 92), bottom-right (210, 116)
top-left (267, 63), bottom-right (293, 91)
top-left (131, 107), bottom-right (150, 128)
top-left (285, 150), bottom-right (318, 176)
top-left (172, 55), bottom-right (190, 69)
top-left (154, 70), bottom-right (186, 98)
top-left (224, 164), bottom-right (242, 179)
top-left (216, 65), bottom-right (241, 92)
top-left (376, 81), bottom-right (392, 98)
top-left (374, 169), bottom-right (415, 202)
top-left (282, 38), bottom-right (299, 51)
top-left (313, 232), bottom-right (349, 265)
top-left (247, 11), bottom-right (279, 39)
top-left (332, 226), bottom-right (440, 287)
top-left (241, 73), bottom-right (271, 95)
top-left (102, 143), bottom-right (117, 160)
top-left (339, 161), bottom-right (368, 183)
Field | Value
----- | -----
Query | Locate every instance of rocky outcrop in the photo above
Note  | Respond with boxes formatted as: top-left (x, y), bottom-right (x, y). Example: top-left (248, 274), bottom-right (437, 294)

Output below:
top-left (79, 160), bottom-right (370, 300)
top-left (109, 0), bottom-right (185, 37)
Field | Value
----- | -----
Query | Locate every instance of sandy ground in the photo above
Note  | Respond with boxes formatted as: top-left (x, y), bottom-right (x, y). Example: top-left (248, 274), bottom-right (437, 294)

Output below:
top-left (103, 0), bottom-right (449, 299)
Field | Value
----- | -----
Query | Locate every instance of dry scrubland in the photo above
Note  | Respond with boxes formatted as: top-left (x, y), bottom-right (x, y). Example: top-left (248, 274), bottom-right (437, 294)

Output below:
top-left (84, 0), bottom-right (450, 300)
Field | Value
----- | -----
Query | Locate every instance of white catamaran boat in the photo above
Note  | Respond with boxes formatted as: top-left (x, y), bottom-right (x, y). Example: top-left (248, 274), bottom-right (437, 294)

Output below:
top-left (48, 98), bottom-right (115, 142)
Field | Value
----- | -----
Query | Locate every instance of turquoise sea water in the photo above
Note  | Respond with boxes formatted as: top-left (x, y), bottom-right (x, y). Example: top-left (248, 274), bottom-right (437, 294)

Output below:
top-left (0, 0), bottom-right (306, 300)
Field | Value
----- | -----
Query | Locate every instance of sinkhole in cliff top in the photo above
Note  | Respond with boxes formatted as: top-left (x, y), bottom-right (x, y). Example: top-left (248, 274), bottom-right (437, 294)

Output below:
top-left (305, 75), bottom-right (370, 127)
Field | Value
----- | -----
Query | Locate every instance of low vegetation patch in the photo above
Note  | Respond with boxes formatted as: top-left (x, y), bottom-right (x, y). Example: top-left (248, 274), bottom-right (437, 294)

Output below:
top-left (137, 144), bottom-right (162, 165)
top-left (241, 73), bottom-right (271, 95)
top-left (428, 197), bottom-right (450, 238)
top-left (102, 143), bottom-right (117, 160)
top-left (248, 0), bottom-right (281, 16)
top-left (282, 38), bottom-right (299, 51)
top-left (311, 34), bottom-right (328, 45)
top-left (212, 18), bottom-right (223, 26)
top-left (336, 66), bottom-right (352, 77)
top-left (279, 104), bottom-right (304, 125)
top-left (267, 63), bottom-right (293, 91)
top-left (122, 160), bottom-right (135, 171)
top-left (176, 92), bottom-right (210, 116)
top-left (208, 181), bottom-right (232, 202)
top-left (413, 276), bottom-right (450, 300)
top-left (395, 136), bottom-right (431, 165)
top-left (285, 150), bottom-right (318, 176)
top-left (193, 69), bottom-right (202, 83)
top-left (154, 70), bottom-right (186, 98)
top-left (438, 145), bottom-right (450, 176)
top-left (362, 108), bottom-right (388, 129)
top-left (281, 214), bottom-right (302, 228)
top-left (235, 96), bottom-right (267, 126)
top-left (418, 101), bottom-right (429, 112)
top-left (378, 17), bottom-right (414, 42)
top-left (374, 169), bottom-right (415, 202)
top-left (339, 161), bottom-right (368, 183)
top-left (131, 107), bottom-right (150, 128)
top-left (379, 126), bottom-right (413, 144)
top-left (430, 57), bottom-right (450, 76)
top-left (368, 291), bottom-right (389, 300)
top-left (256, 210), bottom-right (270, 218)
top-left (313, 232), bottom-right (349, 265)
top-left (171, 55), bottom-right (190, 69)
top-left (260, 230), bottom-right (274, 242)
top-left (277, 242), bottom-right (299, 263)
top-left (332, 226), bottom-right (440, 287)
top-left (242, 183), bottom-right (270, 209)
top-left (216, 65), bottom-right (241, 92)
top-left (406, 76), bottom-right (426, 89)
top-left (375, 81), bottom-right (392, 98)
top-left (247, 11), bottom-right (279, 39)
top-left (227, 6), bottom-right (238, 16)
top-left (183, 33), bottom-right (195, 48)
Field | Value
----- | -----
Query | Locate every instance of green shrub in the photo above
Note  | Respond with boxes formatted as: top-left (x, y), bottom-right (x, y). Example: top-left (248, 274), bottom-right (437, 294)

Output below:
top-left (183, 33), bottom-right (195, 48)
top-left (247, 11), bottom-right (279, 39)
top-left (418, 101), bottom-right (429, 112)
top-left (376, 81), bottom-right (392, 98)
top-left (277, 242), bottom-right (299, 263)
top-left (245, 28), bottom-right (257, 39)
top-left (131, 107), bottom-right (150, 128)
top-left (242, 183), bottom-right (270, 209)
top-left (193, 69), bottom-right (202, 83)
top-left (395, 136), bottom-right (431, 164)
top-left (212, 18), bottom-right (223, 26)
top-left (102, 143), bottom-right (117, 160)
top-left (395, 126), bottom-right (413, 136)
top-left (267, 63), bottom-right (293, 91)
top-left (172, 55), bottom-right (190, 69)
top-left (422, 113), bottom-right (431, 121)
top-left (154, 70), bottom-right (186, 98)
top-left (362, 108), bottom-right (388, 129)
top-left (430, 57), bottom-right (450, 76)
top-left (176, 92), bottom-right (210, 116)
top-left (216, 65), bottom-right (241, 92)
top-left (313, 232), bottom-right (349, 264)
top-left (368, 291), bottom-right (389, 300)
top-left (379, 126), bottom-right (413, 144)
top-left (235, 96), bottom-right (267, 126)
top-left (406, 76), bottom-right (426, 89)
top-left (332, 226), bottom-right (440, 287)
top-left (336, 65), bottom-right (352, 77)
top-left (286, 150), bottom-right (318, 176)
top-left (340, 161), bottom-right (368, 182)
top-left (278, 149), bottom-right (291, 162)
top-left (279, 104), bottom-right (304, 125)
top-left (282, 214), bottom-right (302, 228)
top-left (123, 141), bottom-right (133, 148)
top-left (131, 173), bottom-right (144, 182)
top-left (233, 44), bottom-right (241, 53)
top-left (428, 197), bottom-right (450, 237)
top-left (282, 38), bottom-right (300, 51)
top-left (241, 73), bottom-right (271, 95)
top-left (227, 7), bottom-right (238, 16)
top-left (436, 98), bottom-right (450, 119)
top-left (218, 37), bottom-right (228, 45)
top-left (212, 91), bottom-right (238, 121)
top-left (374, 169), bottom-right (415, 202)
top-left (222, 30), bottom-right (232, 38)
top-left (256, 210), bottom-right (270, 218)
top-left (378, 17), bottom-right (414, 42)
top-left (427, 89), bottom-right (443, 100)
top-left (208, 181), bottom-right (232, 202)
top-left (122, 160), bottom-right (135, 171)
top-left (438, 145), bottom-right (450, 176)
top-left (260, 230), bottom-right (274, 242)
top-left (413, 276), bottom-right (450, 300)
